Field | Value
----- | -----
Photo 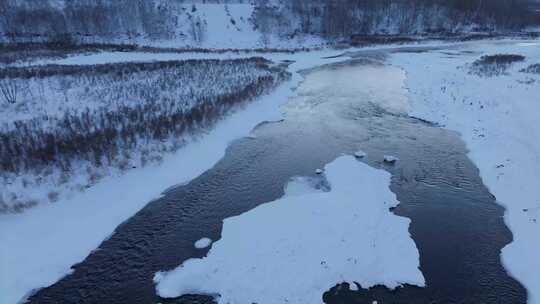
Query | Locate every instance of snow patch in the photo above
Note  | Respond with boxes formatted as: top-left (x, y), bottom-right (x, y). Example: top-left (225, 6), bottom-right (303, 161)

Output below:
top-left (154, 156), bottom-right (424, 304)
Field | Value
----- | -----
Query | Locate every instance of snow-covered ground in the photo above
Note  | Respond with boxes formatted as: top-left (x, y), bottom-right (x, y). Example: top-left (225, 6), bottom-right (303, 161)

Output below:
top-left (160, 3), bottom-right (324, 49)
top-left (0, 49), bottom-right (351, 304)
top-left (138, 3), bottom-right (326, 49)
top-left (391, 39), bottom-right (540, 303)
top-left (19, 39), bottom-right (521, 69)
top-left (154, 156), bottom-right (424, 304)
top-left (24, 51), bottom-right (266, 67)
top-left (1, 59), bottom-right (275, 125)
top-left (175, 3), bottom-right (260, 49)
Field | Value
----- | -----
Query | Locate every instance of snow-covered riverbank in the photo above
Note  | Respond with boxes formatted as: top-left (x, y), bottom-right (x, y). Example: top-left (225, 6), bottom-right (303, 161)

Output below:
top-left (0, 50), bottom-right (350, 304)
top-left (391, 40), bottom-right (540, 303)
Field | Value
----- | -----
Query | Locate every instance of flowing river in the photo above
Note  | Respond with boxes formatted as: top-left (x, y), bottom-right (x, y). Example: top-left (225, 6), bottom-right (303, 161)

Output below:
top-left (28, 53), bottom-right (526, 304)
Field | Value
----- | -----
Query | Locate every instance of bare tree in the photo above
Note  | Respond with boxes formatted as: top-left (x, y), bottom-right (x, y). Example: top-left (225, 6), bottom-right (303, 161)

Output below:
top-left (0, 79), bottom-right (19, 104)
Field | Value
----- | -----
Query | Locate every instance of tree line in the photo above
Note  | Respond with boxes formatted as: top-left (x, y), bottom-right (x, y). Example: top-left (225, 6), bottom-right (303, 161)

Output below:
top-left (254, 0), bottom-right (535, 41)
top-left (0, 0), bottom-right (536, 45)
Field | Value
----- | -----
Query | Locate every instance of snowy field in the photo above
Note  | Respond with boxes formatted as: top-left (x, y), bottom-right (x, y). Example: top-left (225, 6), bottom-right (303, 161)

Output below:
top-left (391, 39), bottom-right (540, 303)
top-left (0, 49), bottom-right (351, 304)
top-left (155, 156), bottom-right (424, 304)
top-left (24, 51), bottom-right (277, 67)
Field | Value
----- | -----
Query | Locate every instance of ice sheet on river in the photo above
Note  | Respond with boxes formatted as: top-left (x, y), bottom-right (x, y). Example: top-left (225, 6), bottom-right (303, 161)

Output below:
top-left (154, 156), bottom-right (424, 304)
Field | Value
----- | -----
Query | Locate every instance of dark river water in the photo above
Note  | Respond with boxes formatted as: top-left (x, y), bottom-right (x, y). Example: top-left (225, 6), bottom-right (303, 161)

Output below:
top-left (28, 56), bottom-right (526, 304)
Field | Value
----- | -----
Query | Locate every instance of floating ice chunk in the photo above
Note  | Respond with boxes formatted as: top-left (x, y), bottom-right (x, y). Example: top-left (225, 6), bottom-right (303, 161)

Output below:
top-left (383, 155), bottom-right (399, 164)
top-left (315, 168), bottom-right (324, 174)
top-left (354, 151), bottom-right (367, 158)
top-left (194, 238), bottom-right (213, 249)
top-left (154, 156), bottom-right (424, 304)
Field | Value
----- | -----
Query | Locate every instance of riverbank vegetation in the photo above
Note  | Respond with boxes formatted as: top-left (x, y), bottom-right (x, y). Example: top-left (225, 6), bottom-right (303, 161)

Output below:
top-left (0, 57), bottom-right (290, 212)
top-left (469, 54), bottom-right (526, 77)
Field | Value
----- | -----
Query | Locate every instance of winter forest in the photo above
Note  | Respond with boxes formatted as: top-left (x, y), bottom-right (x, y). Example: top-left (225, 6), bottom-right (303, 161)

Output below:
top-left (0, 0), bottom-right (537, 45)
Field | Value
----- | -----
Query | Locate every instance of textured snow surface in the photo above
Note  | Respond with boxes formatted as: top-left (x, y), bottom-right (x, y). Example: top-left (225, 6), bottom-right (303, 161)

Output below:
top-left (31, 51), bottom-right (246, 66)
top-left (182, 4), bottom-right (259, 49)
top-left (0, 50), bottom-right (351, 304)
top-left (391, 39), bottom-right (540, 303)
top-left (154, 156), bottom-right (424, 304)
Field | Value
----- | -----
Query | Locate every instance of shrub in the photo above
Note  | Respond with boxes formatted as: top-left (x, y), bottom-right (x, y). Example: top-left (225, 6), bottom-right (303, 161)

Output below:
top-left (0, 78), bottom-right (19, 104)
top-left (0, 57), bottom-right (290, 210)
top-left (469, 54), bottom-right (526, 77)
top-left (0, 58), bottom-right (290, 173)
top-left (520, 63), bottom-right (540, 75)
